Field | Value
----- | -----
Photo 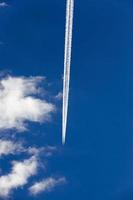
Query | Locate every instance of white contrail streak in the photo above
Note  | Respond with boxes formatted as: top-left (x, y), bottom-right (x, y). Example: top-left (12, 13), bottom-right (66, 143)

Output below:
top-left (62, 0), bottom-right (74, 144)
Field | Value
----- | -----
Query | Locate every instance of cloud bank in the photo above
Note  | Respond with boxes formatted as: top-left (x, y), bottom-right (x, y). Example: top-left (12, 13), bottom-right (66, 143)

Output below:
top-left (0, 75), bottom-right (66, 198)
top-left (29, 177), bottom-right (66, 195)
top-left (0, 76), bottom-right (55, 131)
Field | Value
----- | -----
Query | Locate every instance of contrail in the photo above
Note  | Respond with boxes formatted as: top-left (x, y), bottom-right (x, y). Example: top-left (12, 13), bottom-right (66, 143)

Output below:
top-left (62, 0), bottom-right (74, 144)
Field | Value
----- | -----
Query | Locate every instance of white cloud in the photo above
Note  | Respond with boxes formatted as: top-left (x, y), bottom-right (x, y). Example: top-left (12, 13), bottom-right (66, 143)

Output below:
top-left (27, 146), bottom-right (56, 157)
top-left (55, 92), bottom-right (63, 100)
top-left (0, 75), bottom-right (65, 198)
top-left (0, 76), bottom-right (55, 131)
top-left (0, 139), bottom-right (23, 156)
top-left (0, 156), bottom-right (38, 198)
top-left (0, 138), bottom-right (56, 158)
top-left (0, 2), bottom-right (8, 7)
top-left (29, 177), bottom-right (66, 195)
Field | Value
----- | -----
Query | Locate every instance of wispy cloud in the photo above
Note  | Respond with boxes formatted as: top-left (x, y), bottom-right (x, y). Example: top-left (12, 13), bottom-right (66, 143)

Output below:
top-left (55, 92), bottom-right (63, 100)
top-left (0, 156), bottom-right (38, 198)
top-left (27, 146), bottom-right (56, 157)
top-left (0, 76), bottom-right (55, 131)
top-left (0, 2), bottom-right (8, 7)
top-left (29, 177), bottom-right (66, 195)
top-left (0, 138), bottom-right (59, 198)
top-left (0, 139), bottom-right (56, 157)
top-left (0, 139), bottom-right (23, 157)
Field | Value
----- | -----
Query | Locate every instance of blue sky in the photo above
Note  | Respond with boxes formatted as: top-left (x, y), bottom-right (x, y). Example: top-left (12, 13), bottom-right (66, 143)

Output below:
top-left (0, 0), bottom-right (133, 199)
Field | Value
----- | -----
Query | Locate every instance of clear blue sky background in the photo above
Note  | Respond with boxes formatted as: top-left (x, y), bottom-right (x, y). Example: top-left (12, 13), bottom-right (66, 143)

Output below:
top-left (0, 0), bottom-right (133, 199)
